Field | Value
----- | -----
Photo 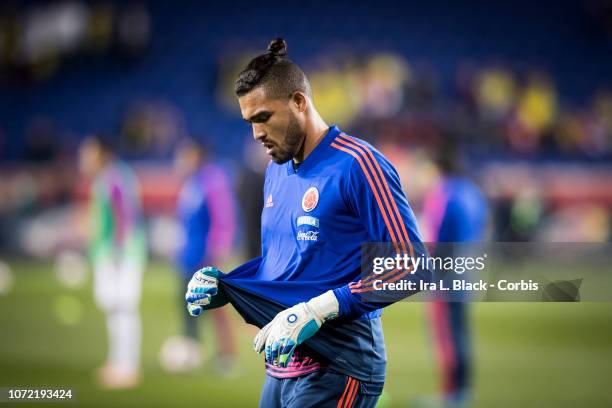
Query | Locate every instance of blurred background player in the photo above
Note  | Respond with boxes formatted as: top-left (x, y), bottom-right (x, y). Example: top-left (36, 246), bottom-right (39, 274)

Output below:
top-left (169, 138), bottom-right (238, 374)
top-left (419, 138), bottom-right (488, 407)
top-left (236, 141), bottom-right (269, 260)
top-left (78, 136), bottom-right (147, 389)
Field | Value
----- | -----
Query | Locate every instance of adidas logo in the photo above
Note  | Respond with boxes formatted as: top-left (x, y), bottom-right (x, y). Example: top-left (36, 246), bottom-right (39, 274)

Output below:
top-left (265, 194), bottom-right (274, 208)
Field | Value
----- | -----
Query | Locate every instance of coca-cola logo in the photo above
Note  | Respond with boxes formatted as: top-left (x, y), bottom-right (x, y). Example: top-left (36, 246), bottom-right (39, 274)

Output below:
top-left (296, 231), bottom-right (319, 241)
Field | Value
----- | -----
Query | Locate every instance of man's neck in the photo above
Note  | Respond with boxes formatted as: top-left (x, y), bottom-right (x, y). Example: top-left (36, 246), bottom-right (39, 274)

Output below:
top-left (293, 116), bottom-right (329, 165)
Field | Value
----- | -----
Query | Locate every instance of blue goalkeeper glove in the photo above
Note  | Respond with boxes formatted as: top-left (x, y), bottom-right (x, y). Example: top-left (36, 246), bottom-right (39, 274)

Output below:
top-left (185, 266), bottom-right (228, 316)
top-left (253, 290), bottom-right (339, 367)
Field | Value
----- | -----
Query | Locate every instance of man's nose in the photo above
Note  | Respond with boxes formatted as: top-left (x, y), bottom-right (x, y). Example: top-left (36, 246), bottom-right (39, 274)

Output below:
top-left (253, 125), bottom-right (266, 141)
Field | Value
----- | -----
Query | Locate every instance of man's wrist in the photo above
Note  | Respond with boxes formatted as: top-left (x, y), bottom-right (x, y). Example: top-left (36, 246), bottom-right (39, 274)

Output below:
top-left (306, 290), bottom-right (339, 324)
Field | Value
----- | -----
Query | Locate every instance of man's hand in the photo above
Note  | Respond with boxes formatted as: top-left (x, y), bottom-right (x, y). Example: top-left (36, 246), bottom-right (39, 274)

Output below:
top-left (185, 266), bottom-right (226, 316)
top-left (253, 290), bottom-right (339, 367)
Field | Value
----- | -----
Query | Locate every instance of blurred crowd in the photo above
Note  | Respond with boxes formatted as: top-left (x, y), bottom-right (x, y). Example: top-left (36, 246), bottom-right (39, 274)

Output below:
top-left (281, 54), bottom-right (612, 158)
top-left (1, 0), bottom-right (611, 260)
top-left (2, 50), bottom-right (611, 257)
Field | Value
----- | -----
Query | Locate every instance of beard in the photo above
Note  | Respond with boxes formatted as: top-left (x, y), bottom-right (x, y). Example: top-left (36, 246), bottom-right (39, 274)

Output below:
top-left (269, 112), bottom-right (306, 164)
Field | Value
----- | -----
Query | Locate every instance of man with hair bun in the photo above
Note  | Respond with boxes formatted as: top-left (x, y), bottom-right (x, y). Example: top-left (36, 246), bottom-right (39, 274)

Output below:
top-left (185, 38), bottom-right (429, 407)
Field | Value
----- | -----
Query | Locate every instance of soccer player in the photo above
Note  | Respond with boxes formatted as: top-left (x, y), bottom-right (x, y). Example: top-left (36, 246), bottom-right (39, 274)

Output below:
top-left (185, 39), bottom-right (429, 407)
top-left (421, 139), bottom-right (487, 406)
top-left (172, 139), bottom-right (237, 373)
top-left (78, 136), bottom-right (147, 389)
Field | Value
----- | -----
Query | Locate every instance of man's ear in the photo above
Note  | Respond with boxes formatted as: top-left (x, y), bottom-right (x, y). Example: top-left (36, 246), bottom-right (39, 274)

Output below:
top-left (290, 91), bottom-right (308, 113)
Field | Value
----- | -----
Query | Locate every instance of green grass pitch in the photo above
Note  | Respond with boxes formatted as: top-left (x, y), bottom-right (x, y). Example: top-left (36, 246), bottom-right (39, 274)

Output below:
top-left (0, 261), bottom-right (611, 407)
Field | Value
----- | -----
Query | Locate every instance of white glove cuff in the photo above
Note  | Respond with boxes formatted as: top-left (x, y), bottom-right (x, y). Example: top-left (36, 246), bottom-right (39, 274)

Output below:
top-left (306, 290), bottom-right (339, 324)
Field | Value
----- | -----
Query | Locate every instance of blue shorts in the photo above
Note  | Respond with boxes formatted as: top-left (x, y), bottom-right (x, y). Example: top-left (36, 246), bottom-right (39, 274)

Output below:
top-left (260, 370), bottom-right (381, 408)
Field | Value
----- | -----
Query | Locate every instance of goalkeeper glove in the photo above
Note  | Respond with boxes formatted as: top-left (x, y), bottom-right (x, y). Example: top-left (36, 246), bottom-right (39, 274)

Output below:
top-left (253, 290), bottom-right (339, 367)
top-left (185, 266), bottom-right (228, 316)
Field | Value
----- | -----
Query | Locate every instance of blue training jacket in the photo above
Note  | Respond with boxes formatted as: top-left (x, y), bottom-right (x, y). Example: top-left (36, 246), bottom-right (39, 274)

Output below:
top-left (220, 125), bottom-right (427, 383)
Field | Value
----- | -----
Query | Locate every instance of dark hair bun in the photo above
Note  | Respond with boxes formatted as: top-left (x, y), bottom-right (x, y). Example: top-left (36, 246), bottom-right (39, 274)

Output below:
top-left (267, 38), bottom-right (287, 58)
